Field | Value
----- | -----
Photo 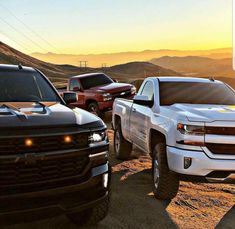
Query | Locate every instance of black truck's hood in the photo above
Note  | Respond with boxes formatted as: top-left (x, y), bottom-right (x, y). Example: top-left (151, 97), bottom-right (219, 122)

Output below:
top-left (0, 102), bottom-right (104, 129)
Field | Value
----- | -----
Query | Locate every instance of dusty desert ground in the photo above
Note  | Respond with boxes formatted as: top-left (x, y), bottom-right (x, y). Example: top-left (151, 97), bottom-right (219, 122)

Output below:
top-left (4, 117), bottom-right (235, 229)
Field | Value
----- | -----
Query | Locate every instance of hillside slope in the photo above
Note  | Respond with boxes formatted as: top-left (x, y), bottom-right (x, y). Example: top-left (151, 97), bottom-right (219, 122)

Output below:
top-left (150, 56), bottom-right (234, 78)
top-left (0, 42), bottom-right (85, 86)
top-left (2, 42), bottom-right (235, 89)
top-left (106, 61), bottom-right (181, 82)
top-left (0, 42), bottom-right (182, 85)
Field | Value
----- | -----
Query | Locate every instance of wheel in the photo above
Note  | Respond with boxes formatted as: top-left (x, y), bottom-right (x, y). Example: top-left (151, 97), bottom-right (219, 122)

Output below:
top-left (87, 102), bottom-right (105, 119)
top-left (152, 142), bottom-right (179, 200)
top-left (67, 196), bottom-right (109, 226)
top-left (114, 122), bottom-right (132, 160)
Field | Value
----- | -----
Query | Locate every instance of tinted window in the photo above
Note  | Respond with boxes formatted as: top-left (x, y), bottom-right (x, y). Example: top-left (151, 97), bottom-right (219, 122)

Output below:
top-left (79, 74), bottom-right (113, 90)
top-left (69, 78), bottom-right (81, 91)
top-left (141, 81), bottom-right (154, 100)
top-left (159, 82), bottom-right (235, 105)
top-left (0, 71), bottom-right (61, 102)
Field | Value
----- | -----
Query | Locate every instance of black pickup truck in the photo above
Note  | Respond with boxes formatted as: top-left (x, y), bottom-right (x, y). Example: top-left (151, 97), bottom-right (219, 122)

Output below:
top-left (0, 64), bottom-right (110, 226)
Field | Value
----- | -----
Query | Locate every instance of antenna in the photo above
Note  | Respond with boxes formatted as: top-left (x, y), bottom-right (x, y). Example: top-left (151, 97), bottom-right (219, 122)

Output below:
top-left (209, 77), bottom-right (215, 82)
top-left (18, 63), bottom-right (23, 70)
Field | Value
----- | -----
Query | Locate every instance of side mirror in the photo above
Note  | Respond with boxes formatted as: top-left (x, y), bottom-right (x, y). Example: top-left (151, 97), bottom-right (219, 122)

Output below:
top-left (133, 95), bottom-right (154, 108)
top-left (73, 86), bottom-right (81, 92)
top-left (63, 92), bottom-right (77, 104)
top-left (113, 79), bottom-right (118, 83)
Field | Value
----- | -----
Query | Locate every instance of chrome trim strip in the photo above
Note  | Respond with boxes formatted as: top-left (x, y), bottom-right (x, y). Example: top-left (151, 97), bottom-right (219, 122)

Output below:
top-left (205, 134), bottom-right (235, 144)
top-left (202, 147), bottom-right (235, 160)
top-left (89, 151), bottom-right (108, 158)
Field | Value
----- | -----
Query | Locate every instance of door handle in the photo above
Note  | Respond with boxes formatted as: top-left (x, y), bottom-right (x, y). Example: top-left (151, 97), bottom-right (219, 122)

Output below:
top-left (132, 108), bottom-right (136, 112)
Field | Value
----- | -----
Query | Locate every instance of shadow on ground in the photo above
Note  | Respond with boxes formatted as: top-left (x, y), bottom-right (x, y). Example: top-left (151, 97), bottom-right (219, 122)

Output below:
top-left (216, 205), bottom-right (235, 229)
top-left (3, 169), bottom-right (177, 229)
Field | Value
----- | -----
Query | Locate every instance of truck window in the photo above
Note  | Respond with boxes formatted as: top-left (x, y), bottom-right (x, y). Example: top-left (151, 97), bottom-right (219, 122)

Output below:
top-left (69, 79), bottom-right (81, 91)
top-left (0, 71), bottom-right (61, 102)
top-left (79, 74), bottom-right (113, 90)
top-left (140, 81), bottom-right (154, 100)
top-left (159, 82), bottom-right (235, 105)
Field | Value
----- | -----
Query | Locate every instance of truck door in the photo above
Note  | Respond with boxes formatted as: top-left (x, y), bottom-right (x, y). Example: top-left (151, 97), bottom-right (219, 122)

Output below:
top-left (130, 81), bottom-right (154, 151)
top-left (69, 78), bottom-right (85, 108)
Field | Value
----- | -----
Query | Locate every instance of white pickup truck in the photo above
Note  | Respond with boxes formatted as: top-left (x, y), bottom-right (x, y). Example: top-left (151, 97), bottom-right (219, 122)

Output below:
top-left (112, 77), bottom-right (235, 200)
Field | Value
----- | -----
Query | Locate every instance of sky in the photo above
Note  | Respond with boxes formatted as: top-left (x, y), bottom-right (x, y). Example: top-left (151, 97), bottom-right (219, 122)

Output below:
top-left (0, 0), bottom-right (232, 54)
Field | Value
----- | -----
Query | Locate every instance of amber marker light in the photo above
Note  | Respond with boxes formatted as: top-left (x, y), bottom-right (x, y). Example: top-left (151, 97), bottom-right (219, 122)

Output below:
top-left (64, 136), bottom-right (72, 143)
top-left (25, 139), bottom-right (33, 147)
top-left (177, 123), bottom-right (184, 131)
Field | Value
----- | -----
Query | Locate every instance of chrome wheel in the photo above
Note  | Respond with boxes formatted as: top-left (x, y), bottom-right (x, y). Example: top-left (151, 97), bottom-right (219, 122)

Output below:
top-left (115, 130), bottom-right (120, 154)
top-left (153, 155), bottom-right (160, 189)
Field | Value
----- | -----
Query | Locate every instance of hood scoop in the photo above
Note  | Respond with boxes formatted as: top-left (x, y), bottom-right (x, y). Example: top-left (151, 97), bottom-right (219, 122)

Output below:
top-left (0, 103), bottom-right (47, 121)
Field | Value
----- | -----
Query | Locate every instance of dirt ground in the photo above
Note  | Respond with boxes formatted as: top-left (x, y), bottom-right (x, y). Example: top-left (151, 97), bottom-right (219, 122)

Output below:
top-left (4, 120), bottom-right (235, 229)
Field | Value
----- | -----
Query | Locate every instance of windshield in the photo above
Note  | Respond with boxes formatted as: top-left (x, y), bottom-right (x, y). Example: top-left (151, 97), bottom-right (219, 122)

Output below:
top-left (159, 82), bottom-right (235, 105)
top-left (79, 74), bottom-right (113, 90)
top-left (0, 71), bottom-right (61, 102)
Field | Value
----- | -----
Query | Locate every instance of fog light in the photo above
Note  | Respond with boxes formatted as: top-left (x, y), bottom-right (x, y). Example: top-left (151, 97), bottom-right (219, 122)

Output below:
top-left (25, 139), bottom-right (33, 147)
top-left (184, 157), bottom-right (192, 169)
top-left (103, 173), bottom-right (109, 188)
top-left (64, 136), bottom-right (72, 143)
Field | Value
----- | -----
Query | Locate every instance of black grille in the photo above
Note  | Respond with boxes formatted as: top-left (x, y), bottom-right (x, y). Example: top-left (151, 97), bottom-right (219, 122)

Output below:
top-left (0, 133), bottom-right (89, 156)
top-left (206, 143), bottom-right (235, 155)
top-left (0, 154), bottom-right (89, 186)
top-left (205, 127), bottom-right (235, 135)
top-left (112, 89), bottom-right (132, 99)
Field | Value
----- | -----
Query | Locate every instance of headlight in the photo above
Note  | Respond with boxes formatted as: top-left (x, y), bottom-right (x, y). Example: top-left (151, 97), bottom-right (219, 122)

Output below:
top-left (102, 93), bottom-right (112, 101)
top-left (131, 86), bottom-right (136, 94)
top-left (177, 123), bottom-right (205, 146)
top-left (89, 131), bottom-right (107, 143)
top-left (177, 123), bottom-right (205, 135)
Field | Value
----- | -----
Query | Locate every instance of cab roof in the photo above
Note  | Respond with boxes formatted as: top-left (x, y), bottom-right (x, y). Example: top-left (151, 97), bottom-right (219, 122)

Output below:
top-left (71, 72), bottom-right (105, 79)
top-left (155, 76), bottom-right (222, 84)
top-left (0, 64), bottom-right (36, 72)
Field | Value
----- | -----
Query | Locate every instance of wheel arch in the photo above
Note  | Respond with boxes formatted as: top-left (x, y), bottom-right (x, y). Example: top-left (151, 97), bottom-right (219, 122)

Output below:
top-left (113, 114), bottom-right (121, 130)
top-left (85, 99), bottom-right (98, 108)
top-left (149, 129), bottom-right (166, 157)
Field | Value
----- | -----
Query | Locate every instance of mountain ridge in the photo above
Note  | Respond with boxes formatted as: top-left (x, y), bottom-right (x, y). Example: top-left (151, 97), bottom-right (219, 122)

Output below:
top-left (31, 48), bottom-right (232, 67)
top-left (150, 55), bottom-right (234, 78)
top-left (0, 42), bottom-right (181, 86)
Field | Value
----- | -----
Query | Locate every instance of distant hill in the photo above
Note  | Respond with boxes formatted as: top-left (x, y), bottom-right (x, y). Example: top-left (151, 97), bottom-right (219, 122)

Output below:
top-left (150, 56), bottom-right (235, 78)
top-left (0, 42), bottom-right (181, 86)
top-left (31, 48), bottom-right (232, 67)
top-left (106, 61), bottom-right (181, 81)
top-left (2, 41), bottom-right (235, 89)
top-left (0, 41), bottom-right (89, 87)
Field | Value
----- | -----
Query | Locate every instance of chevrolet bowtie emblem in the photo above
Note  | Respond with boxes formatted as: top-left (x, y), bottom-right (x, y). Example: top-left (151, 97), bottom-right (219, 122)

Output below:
top-left (24, 153), bottom-right (37, 165)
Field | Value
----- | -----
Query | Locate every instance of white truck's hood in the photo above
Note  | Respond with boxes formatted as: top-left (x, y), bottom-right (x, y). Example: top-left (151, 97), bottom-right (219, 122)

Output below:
top-left (172, 104), bottom-right (235, 122)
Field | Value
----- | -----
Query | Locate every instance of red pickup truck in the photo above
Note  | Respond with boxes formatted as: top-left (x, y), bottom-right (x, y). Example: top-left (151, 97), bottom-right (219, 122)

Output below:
top-left (60, 73), bottom-right (136, 117)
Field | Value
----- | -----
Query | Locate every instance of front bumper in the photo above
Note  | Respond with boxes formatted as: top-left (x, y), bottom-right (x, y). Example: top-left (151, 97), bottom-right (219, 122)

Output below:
top-left (0, 163), bottom-right (110, 224)
top-left (167, 146), bottom-right (235, 179)
top-left (99, 94), bottom-right (135, 111)
top-left (99, 100), bottom-right (114, 111)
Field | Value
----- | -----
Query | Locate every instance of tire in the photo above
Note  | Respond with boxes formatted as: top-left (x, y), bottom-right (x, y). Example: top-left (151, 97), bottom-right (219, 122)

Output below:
top-left (152, 142), bottom-right (179, 200)
top-left (114, 122), bottom-right (132, 160)
top-left (87, 102), bottom-right (105, 119)
top-left (67, 196), bottom-right (109, 226)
